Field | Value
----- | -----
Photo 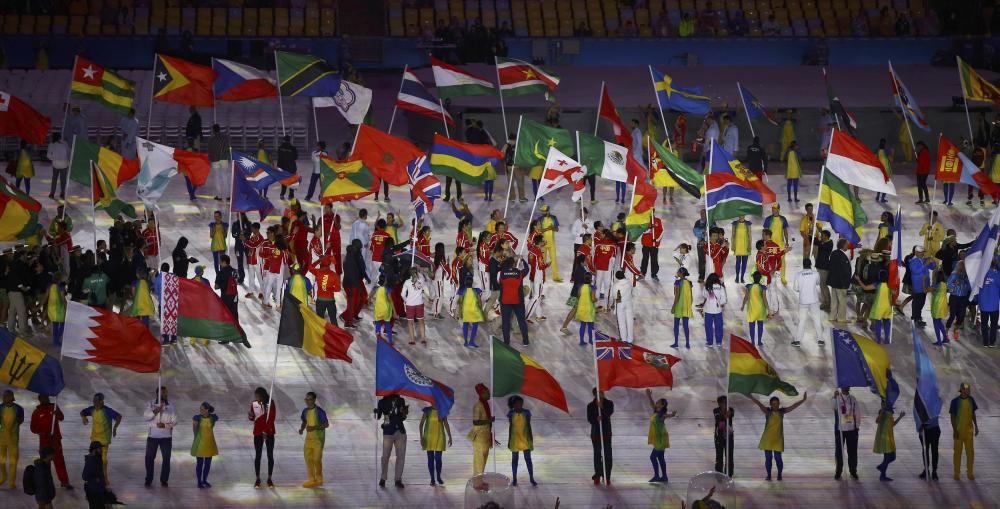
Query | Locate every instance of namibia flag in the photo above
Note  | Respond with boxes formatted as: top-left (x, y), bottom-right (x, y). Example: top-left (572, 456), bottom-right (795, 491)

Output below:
top-left (319, 154), bottom-right (375, 203)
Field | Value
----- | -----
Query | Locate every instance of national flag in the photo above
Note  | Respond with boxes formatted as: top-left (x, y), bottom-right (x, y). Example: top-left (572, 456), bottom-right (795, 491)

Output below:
top-left (352, 124), bottom-right (425, 186)
top-left (430, 57), bottom-right (495, 98)
top-left (953, 145), bottom-right (1000, 198)
top-left (408, 155), bottom-right (441, 220)
top-left (889, 206), bottom-right (903, 292)
top-left (888, 63), bottom-right (929, 132)
top-left (232, 150), bottom-right (299, 189)
top-left (0, 91), bottom-right (51, 145)
top-left (212, 58), bottom-right (277, 101)
top-left (275, 51), bottom-right (341, 97)
top-left (161, 272), bottom-right (248, 345)
top-left (625, 182), bottom-right (655, 241)
top-left (826, 130), bottom-right (896, 195)
top-left (935, 135), bottom-right (963, 183)
top-left (152, 54), bottom-right (217, 107)
top-left (823, 67), bottom-right (857, 133)
top-left (0, 329), bottom-right (64, 395)
top-left (91, 161), bottom-right (137, 219)
top-left (492, 337), bottom-right (568, 412)
top-left (727, 335), bottom-right (798, 396)
top-left (626, 162), bottom-right (657, 214)
top-left (649, 66), bottom-right (711, 115)
top-left (375, 338), bottom-right (455, 417)
top-left (135, 137), bottom-right (211, 202)
top-left (577, 132), bottom-right (629, 182)
top-left (396, 69), bottom-right (454, 125)
top-left (513, 118), bottom-right (573, 168)
top-left (230, 165), bottom-right (274, 220)
top-left (595, 333), bottom-right (681, 390)
top-left (0, 177), bottom-right (41, 241)
top-left (70, 56), bottom-right (136, 115)
top-left (738, 83), bottom-right (778, 126)
top-left (912, 326), bottom-right (942, 431)
top-left (312, 80), bottom-right (372, 125)
top-left (62, 301), bottom-right (161, 373)
top-left (596, 84), bottom-right (631, 147)
top-left (957, 56), bottom-right (1000, 105)
top-left (319, 155), bottom-right (376, 203)
top-left (496, 57), bottom-right (560, 99)
top-left (277, 293), bottom-right (353, 362)
top-left (427, 133), bottom-right (503, 185)
top-left (650, 139), bottom-right (702, 198)
top-left (709, 141), bottom-right (776, 203)
top-left (817, 170), bottom-right (868, 245)
top-left (705, 142), bottom-right (772, 222)
top-left (69, 137), bottom-right (140, 187)
top-left (964, 206), bottom-right (1000, 299)
top-left (832, 329), bottom-right (899, 408)
top-left (538, 147), bottom-right (586, 201)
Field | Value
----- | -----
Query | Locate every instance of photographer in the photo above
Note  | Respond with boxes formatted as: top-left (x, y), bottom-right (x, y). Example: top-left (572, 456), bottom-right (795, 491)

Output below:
top-left (375, 394), bottom-right (408, 488)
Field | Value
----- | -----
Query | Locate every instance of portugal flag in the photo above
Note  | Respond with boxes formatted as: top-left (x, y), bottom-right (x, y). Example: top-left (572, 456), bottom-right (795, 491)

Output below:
top-left (277, 293), bottom-right (353, 362)
top-left (727, 335), bottom-right (798, 396)
top-left (62, 301), bottom-right (161, 373)
top-left (319, 155), bottom-right (376, 203)
top-left (0, 91), bottom-right (51, 145)
top-left (595, 334), bottom-right (680, 390)
top-left (153, 54), bottom-right (217, 107)
top-left (491, 337), bottom-right (568, 412)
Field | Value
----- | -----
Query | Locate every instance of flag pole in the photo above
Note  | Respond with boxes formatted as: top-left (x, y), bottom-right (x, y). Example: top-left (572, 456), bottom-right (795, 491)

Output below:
top-left (489, 337), bottom-right (497, 473)
top-left (274, 51), bottom-right (286, 136)
top-left (312, 102), bottom-right (320, 145)
top-left (737, 81), bottom-right (756, 139)
top-left (520, 192), bottom-right (540, 257)
top-left (227, 149), bottom-right (236, 263)
top-left (956, 56), bottom-right (976, 144)
top-left (494, 56), bottom-right (509, 141)
top-left (593, 82), bottom-right (605, 135)
top-left (809, 130), bottom-right (836, 257)
top-left (621, 175), bottom-right (638, 269)
top-left (320, 203), bottom-right (326, 256)
top-left (648, 65), bottom-right (674, 154)
top-left (888, 204), bottom-right (901, 346)
top-left (61, 55), bottom-right (78, 136)
top-left (438, 99), bottom-right (451, 139)
top-left (590, 336), bottom-right (608, 485)
top-left (577, 131), bottom-right (585, 228)
top-left (504, 115), bottom-right (524, 219)
top-left (146, 53), bottom-right (157, 138)
top-left (705, 140), bottom-right (714, 264)
top-left (90, 161), bottom-right (97, 250)
top-left (387, 65), bottom-right (407, 135)
top-left (889, 61), bottom-right (918, 162)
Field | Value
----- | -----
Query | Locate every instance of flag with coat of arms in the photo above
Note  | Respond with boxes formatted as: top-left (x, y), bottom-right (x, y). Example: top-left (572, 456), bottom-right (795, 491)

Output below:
top-left (595, 331), bottom-right (680, 390)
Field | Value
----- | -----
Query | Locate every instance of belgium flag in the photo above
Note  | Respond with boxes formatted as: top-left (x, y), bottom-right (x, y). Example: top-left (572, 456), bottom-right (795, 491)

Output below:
top-left (277, 294), bottom-right (354, 362)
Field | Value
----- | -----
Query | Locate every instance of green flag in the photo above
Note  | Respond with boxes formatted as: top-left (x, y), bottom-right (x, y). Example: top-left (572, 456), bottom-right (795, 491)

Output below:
top-left (651, 139), bottom-right (703, 198)
top-left (513, 119), bottom-right (573, 168)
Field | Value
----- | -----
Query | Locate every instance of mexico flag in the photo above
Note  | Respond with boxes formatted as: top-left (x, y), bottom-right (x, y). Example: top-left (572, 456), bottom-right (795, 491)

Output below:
top-left (62, 301), bottom-right (161, 373)
top-left (496, 58), bottom-right (560, 98)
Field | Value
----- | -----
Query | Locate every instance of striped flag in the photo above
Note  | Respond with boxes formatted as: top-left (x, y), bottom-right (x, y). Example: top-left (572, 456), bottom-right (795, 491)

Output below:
top-left (496, 58), bottom-right (560, 99)
top-left (431, 57), bottom-right (495, 98)
top-left (212, 58), bottom-right (277, 101)
top-left (275, 51), bottom-right (341, 97)
top-left (396, 69), bottom-right (454, 125)
top-left (817, 170), bottom-right (868, 245)
top-left (888, 62), bottom-right (929, 132)
top-left (70, 56), bottom-right (136, 115)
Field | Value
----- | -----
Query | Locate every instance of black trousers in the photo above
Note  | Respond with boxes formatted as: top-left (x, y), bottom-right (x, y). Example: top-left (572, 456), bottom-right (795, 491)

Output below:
top-left (316, 298), bottom-right (338, 326)
top-left (911, 292), bottom-right (927, 321)
top-left (697, 240), bottom-right (707, 281)
top-left (444, 177), bottom-right (462, 200)
top-left (916, 174), bottom-right (930, 202)
top-left (501, 302), bottom-right (529, 344)
top-left (980, 310), bottom-right (998, 346)
top-left (235, 245), bottom-right (247, 282)
top-left (253, 435), bottom-right (275, 479)
top-left (640, 246), bottom-right (659, 277)
top-left (918, 426), bottom-right (940, 474)
top-left (834, 429), bottom-right (859, 477)
top-left (591, 435), bottom-right (613, 480)
top-left (714, 434), bottom-right (734, 477)
top-left (585, 174), bottom-right (596, 201)
top-left (305, 173), bottom-right (320, 201)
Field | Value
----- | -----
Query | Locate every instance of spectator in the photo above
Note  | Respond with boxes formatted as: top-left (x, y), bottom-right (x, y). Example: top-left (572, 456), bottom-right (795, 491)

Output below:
top-left (730, 10), bottom-right (749, 36)
top-left (878, 7), bottom-right (895, 36)
top-left (185, 106), bottom-right (202, 150)
top-left (697, 1), bottom-right (720, 34)
top-left (679, 12), bottom-right (695, 37)
top-left (653, 11), bottom-right (671, 36)
top-left (762, 14), bottom-right (780, 36)
top-left (277, 135), bottom-right (298, 200)
top-left (620, 20), bottom-right (637, 36)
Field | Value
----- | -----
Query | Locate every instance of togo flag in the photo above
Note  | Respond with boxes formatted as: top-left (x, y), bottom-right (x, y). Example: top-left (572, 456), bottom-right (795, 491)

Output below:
top-left (577, 131), bottom-right (629, 181)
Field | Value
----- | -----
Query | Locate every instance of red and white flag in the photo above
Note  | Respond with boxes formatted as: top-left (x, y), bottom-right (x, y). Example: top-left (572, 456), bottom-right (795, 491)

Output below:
top-left (0, 91), bottom-right (51, 145)
top-left (598, 83), bottom-right (631, 148)
top-left (62, 301), bottom-right (161, 373)
top-left (538, 147), bottom-right (586, 201)
top-left (825, 130), bottom-right (896, 195)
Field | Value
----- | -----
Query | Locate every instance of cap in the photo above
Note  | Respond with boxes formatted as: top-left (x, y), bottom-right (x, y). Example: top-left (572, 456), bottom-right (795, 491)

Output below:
top-left (960, 382), bottom-right (971, 392)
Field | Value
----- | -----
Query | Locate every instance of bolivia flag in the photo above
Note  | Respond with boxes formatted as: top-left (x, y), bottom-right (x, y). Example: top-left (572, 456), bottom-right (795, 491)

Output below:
top-left (319, 155), bottom-right (376, 203)
top-left (277, 293), bottom-right (353, 362)
top-left (0, 177), bottom-right (41, 241)
top-left (491, 337), bottom-right (568, 412)
top-left (817, 170), bottom-right (867, 245)
top-left (428, 134), bottom-right (504, 185)
top-left (70, 137), bottom-right (139, 187)
top-left (727, 335), bottom-right (798, 397)
top-left (161, 273), bottom-right (248, 346)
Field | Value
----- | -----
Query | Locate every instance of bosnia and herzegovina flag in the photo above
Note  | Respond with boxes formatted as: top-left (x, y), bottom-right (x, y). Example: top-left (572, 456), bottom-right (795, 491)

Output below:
top-left (428, 134), bottom-right (504, 185)
top-left (0, 177), bottom-right (41, 241)
top-left (728, 335), bottom-right (798, 397)
top-left (492, 336), bottom-right (568, 412)
top-left (376, 338), bottom-right (455, 417)
top-left (277, 293), bottom-right (353, 362)
top-left (817, 170), bottom-right (867, 245)
top-left (833, 328), bottom-right (899, 408)
top-left (0, 328), bottom-right (64, 395)
top-left (319, 155), bottom-right (376, 203)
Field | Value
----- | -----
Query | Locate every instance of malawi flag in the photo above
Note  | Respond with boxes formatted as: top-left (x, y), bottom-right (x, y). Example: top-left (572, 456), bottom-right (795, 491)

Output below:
top-left (161, 273), bottom-right (248, 346)
top-left (153, 54), bottom-right (217, 107)
top-left (0, 177), bottom-right (41, 241)
top-left (353, 124), bottom-right (424, 186)
top-left (62, 301), bottom-right (161, 373)
top-left (70, 136), bottom-right (139, 186)
top-left (728, 335), bottom-right (798, 397)
top-left (70, 56), bottom-right (136, 115)
top-left (595, 333), bottom-right (680, 390)
top-left (428, 133), bottom-right (503, 185)
top-left (0, 91), bottom-right (51, 145)
top-left (513, 118), bottom-right (573, 168)
top-left (491, 337), bottom-right (568, 412)
top-left (957, 56), bottom-right (1000, 105)
top-left (320, 155), bottom-right (376, 202)
top-left (277, 293), bottom-right (353, 362)
top-left (651, 139), bottom-right (702, 198)
top-left (496, 57), bottom-right (560, 99)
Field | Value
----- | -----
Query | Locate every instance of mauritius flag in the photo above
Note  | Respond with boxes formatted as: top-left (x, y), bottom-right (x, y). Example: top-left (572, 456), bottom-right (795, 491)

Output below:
top-left (0, 177), bottom-right (41, 241)
top-left (161, 273), bottom-right (248, 346)
top-left (428, 133), bottom-right (504, 185)
top-left (491, 337), bottom-right (568, 412)
top-left (376, 338), bottom-right (455, 417)
top-left (727, 335), bottom-right (798, 396)
top-left (319, 155), bottom-right (376, 203)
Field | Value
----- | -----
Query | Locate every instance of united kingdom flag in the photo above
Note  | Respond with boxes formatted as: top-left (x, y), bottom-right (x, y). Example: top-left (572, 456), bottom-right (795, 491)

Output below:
top-left (408, 155), bottom-right (441, 220)
top-left (595, 332), bottom-right (631, 360)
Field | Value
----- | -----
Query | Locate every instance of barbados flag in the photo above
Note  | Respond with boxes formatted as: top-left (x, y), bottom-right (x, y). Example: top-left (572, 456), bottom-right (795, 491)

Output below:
top-left (0, 177), bottom-right (41, 241)
top-left (428, 134), bottom-right (504, 185)
top-left (817, 170), bottom-right (867, 244)
top-left (375, 339), bottom-right (455, 417)
top-left (0, 329), bottom-right (64, 395)
top-left (649, 66), bottom-right (711, 115)
top-left (833, 329), bottom-right (899, 408)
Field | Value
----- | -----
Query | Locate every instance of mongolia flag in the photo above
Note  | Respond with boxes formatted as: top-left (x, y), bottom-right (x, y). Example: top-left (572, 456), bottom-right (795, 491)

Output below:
top-left (62, 301), bottom-right (162, 373)
top-left (935, 135), bottom-right (963, 183)
top-left (376, 339), bottom-right (455, 417)
top-left (833, 329), bottom-right (899, 408)
top-left (408, 155), bottom-right (441, 220)
top-left (888, 62), bottom-right (929, 132)
top-left (212, 58), bottom-right (277, 102)
top-left (232, 150), bottom-right (299, 189)
top-left (396, 69), bottom-right (454, 125)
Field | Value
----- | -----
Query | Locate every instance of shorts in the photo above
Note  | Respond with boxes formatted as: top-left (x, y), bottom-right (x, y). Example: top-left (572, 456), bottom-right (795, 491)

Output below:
top-left (406, 305), bottom-right (424, 320)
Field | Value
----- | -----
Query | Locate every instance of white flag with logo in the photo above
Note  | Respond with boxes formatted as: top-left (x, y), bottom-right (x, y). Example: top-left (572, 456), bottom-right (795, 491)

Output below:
top-left (312, 80), bottom-right (372, 125)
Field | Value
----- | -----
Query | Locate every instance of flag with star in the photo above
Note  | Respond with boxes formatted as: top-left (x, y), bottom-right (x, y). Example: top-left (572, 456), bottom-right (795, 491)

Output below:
top-left (496, 57), bottom-right (560, 100)
top-left (513, 118), bottom-right (573, 168)
top-left (153, 54), bottom-right (217, 107)
top-left (649, 66), bottom-right (710, 115)
top-left (70, 56), bottom-right (136, 115)
top-left (319, 154), bottom-right (376, 203)
top-left (737, 82), bottom-right (777, 126)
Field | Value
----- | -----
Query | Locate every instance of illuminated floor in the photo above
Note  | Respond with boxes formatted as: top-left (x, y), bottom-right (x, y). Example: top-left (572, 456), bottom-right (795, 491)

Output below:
top-left (6, 169), bottom-right (998, 509)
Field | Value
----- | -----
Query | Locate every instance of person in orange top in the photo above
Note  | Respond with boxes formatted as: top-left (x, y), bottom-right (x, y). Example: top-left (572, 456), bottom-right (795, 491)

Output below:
top-left (593, 230), bottom-right (619, 310)
top-left (623, 242), bottom-right (642, 286)
top-left (526, 236), bottom-right (550, 322)
top-left (309, 256), bottom-right (342, 325)
top-left (370, 219), bottom-right (394, 279)
top-left (321, 204), bottom-right (342, 273)
top-left (243, 223), bottom-right (265, 298)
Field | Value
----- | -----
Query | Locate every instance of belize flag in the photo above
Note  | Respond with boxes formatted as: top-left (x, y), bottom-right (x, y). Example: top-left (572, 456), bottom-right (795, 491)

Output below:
top-left (212, 58), bottom-right (277, 102)
top-left (375, 339), bottom-right (455, 417)
top-left (397, 69), bottom-right (455, 125)
top-left (232, 150), bottom-right (299, 189)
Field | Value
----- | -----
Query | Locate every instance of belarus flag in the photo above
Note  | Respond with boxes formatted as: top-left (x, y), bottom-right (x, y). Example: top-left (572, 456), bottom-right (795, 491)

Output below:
top-left (62, 301), bottom-right (162, 373)
top-left (212, 58), bottom-right (277, 102)
top-left (825, 130), bottom-right (896, 195)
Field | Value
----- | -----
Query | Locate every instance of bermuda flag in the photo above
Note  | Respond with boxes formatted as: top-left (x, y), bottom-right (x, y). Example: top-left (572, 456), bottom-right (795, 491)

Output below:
top-left (62, 301), bottom-right (161, 373)
top-left (496, 57), bottom-right (560, 98)
top-left (965, 206), bottom-right (1000, 299)
top-left (431, 57), bottom-right (495, 98)
top-left (888, 62), bottom-right (929, 132)
top-left (825, 130), bottom-right (896, 195)
top-left (538, 146), bottom-right (586, 201)
top-left (889, 206), bottom-right (902, 294)
top-left (212, 58), bottom-right (277, 101)
top-left (396, 68), bottom-right (454, 125)
top-left (408, 155), bottom-right (441, 220)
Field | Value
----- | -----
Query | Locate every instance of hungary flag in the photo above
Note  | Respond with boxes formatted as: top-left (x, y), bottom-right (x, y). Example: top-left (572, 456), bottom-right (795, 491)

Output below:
top-left (319, 155), bottom-right (375, 203)
top-left (728, 335), bottom-right (798, 396)
top-left (497, 57), bottom-right (560, 98)
top-left (492, 337), bottom-right (569, 412)
top-left (161, 273), bottom-right (248, 346)
top-left (513, 118), bottom-right (573, 168)
top-left (577, 131), bottom-right (628, 181)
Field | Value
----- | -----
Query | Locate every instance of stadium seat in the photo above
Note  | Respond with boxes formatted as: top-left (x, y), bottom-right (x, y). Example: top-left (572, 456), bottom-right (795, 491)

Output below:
top-left (228, 8), bottom-right (243, 36)
top-left (196, 7), bottom-right (212, 36)
top-left (212, 7), bottom-right (227, 36)
top-left (305, 7), bottom-right (320, 36)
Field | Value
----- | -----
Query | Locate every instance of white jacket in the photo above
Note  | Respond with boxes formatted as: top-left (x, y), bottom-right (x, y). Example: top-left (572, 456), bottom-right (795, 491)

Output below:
top-left (700, 284), bottom-right (727, 314)
top-left (795, 269), bottom-right (821, 306)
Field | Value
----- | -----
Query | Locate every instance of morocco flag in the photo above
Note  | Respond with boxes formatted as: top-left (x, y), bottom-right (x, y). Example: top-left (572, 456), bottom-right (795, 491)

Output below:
top-left (277, 293), bottom-right (353, 362)
top-left (161, 273), bottom-right (248, 346)
top-left (496, 58), bottom-right (560, 98)
top-left (596, 334), bottom-right (680, 390)
top-left (0, 91), bottom-right (51, 145)
top-left (727, 335), bottom-right (798, 396)
top-left (352, 124), bottom-right (424, 186)
top-left (491, 337), bottom-right (568, 412)
top-left (62, 301), bottom-right (161, 373)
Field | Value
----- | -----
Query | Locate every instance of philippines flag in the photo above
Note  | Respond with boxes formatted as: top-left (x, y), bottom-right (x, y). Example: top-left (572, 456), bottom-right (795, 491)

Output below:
top-left (212, 58), bottom-right (277, 102)
top-left (397, 70), bottom-right (455, 125)
top-left (232, 150), bottom-right (299, 189)
top-left (889, 206), bottom-right (902, 294)
top-left (375, 339), bottom-right (455, 417)
top-left (966, 205), bottom-right (1000, 299)
top-left (407, 155), bottom-right (441, 220)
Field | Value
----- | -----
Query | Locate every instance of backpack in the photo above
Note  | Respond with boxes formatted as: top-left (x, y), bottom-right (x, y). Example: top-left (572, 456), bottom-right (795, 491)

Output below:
top-left (22, 463), bottom-right (36, 495)
top-left (225, 272), bottom-right (238, 297)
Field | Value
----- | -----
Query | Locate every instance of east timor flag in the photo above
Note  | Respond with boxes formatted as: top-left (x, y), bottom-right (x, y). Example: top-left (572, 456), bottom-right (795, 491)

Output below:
top-left (0, 329), bottom-right (64, 395)
top-left (153, 54), bottom-right (217, 107)
top-left (319, 154), bottom-right (376, 203)
top-left (728, 334), bottom-right (798, 397)
top-left (277, 293), bottom-right (354, 362)
top-left (491, 336), bottom-right (568, 412)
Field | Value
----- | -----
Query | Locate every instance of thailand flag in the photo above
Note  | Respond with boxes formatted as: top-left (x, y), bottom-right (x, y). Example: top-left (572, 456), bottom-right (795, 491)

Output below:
top-left (232, 150), bottom-right (299, 189)
top-left (396, 70), bottom-right (455, 125)
top-left (408, 155), bottom-right (441, 220)
top-left (213, 58), bottom-right (277, 102)
top-left (966, 205), bottom-right (1000, 299)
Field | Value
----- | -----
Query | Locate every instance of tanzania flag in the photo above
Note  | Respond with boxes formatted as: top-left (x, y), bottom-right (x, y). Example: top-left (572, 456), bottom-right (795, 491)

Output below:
top-left (491, 336), bottom-right (568, 412)
top-left (70, 137), bottom-right (140, 186)
top-left (496, 57), bottom-right (560, 99)
top-left (91, 161), bottom-right (137, 219)
top-left (70, 56), bottom-right (135, 115)
top-left (153, 54), bottom-right (217, 107)
top-left (0, 177), bottom-right (41, 241)
top-left (275, 51), bottom-right (341, 97)
top-left (728, 335), bottom-right (798, 397)
top-left (817, 170), bottom-right (867, 244)
top-left (0, 329), bottom-right (64, 395)
top-left (428, 134), bottom-right (503, 185)
top-left (319, 155), bottom-right (375, 203)
top-left (958, 56), bottom-right (1000, 105)
top-left (161, 273), bottom-right (248, 346)
top-left (651, 139), bottom-right (702, 198)
top-left (513, 118), bottom-right (573, 168)
top-left (278, 293), bottom-right (353, 362)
